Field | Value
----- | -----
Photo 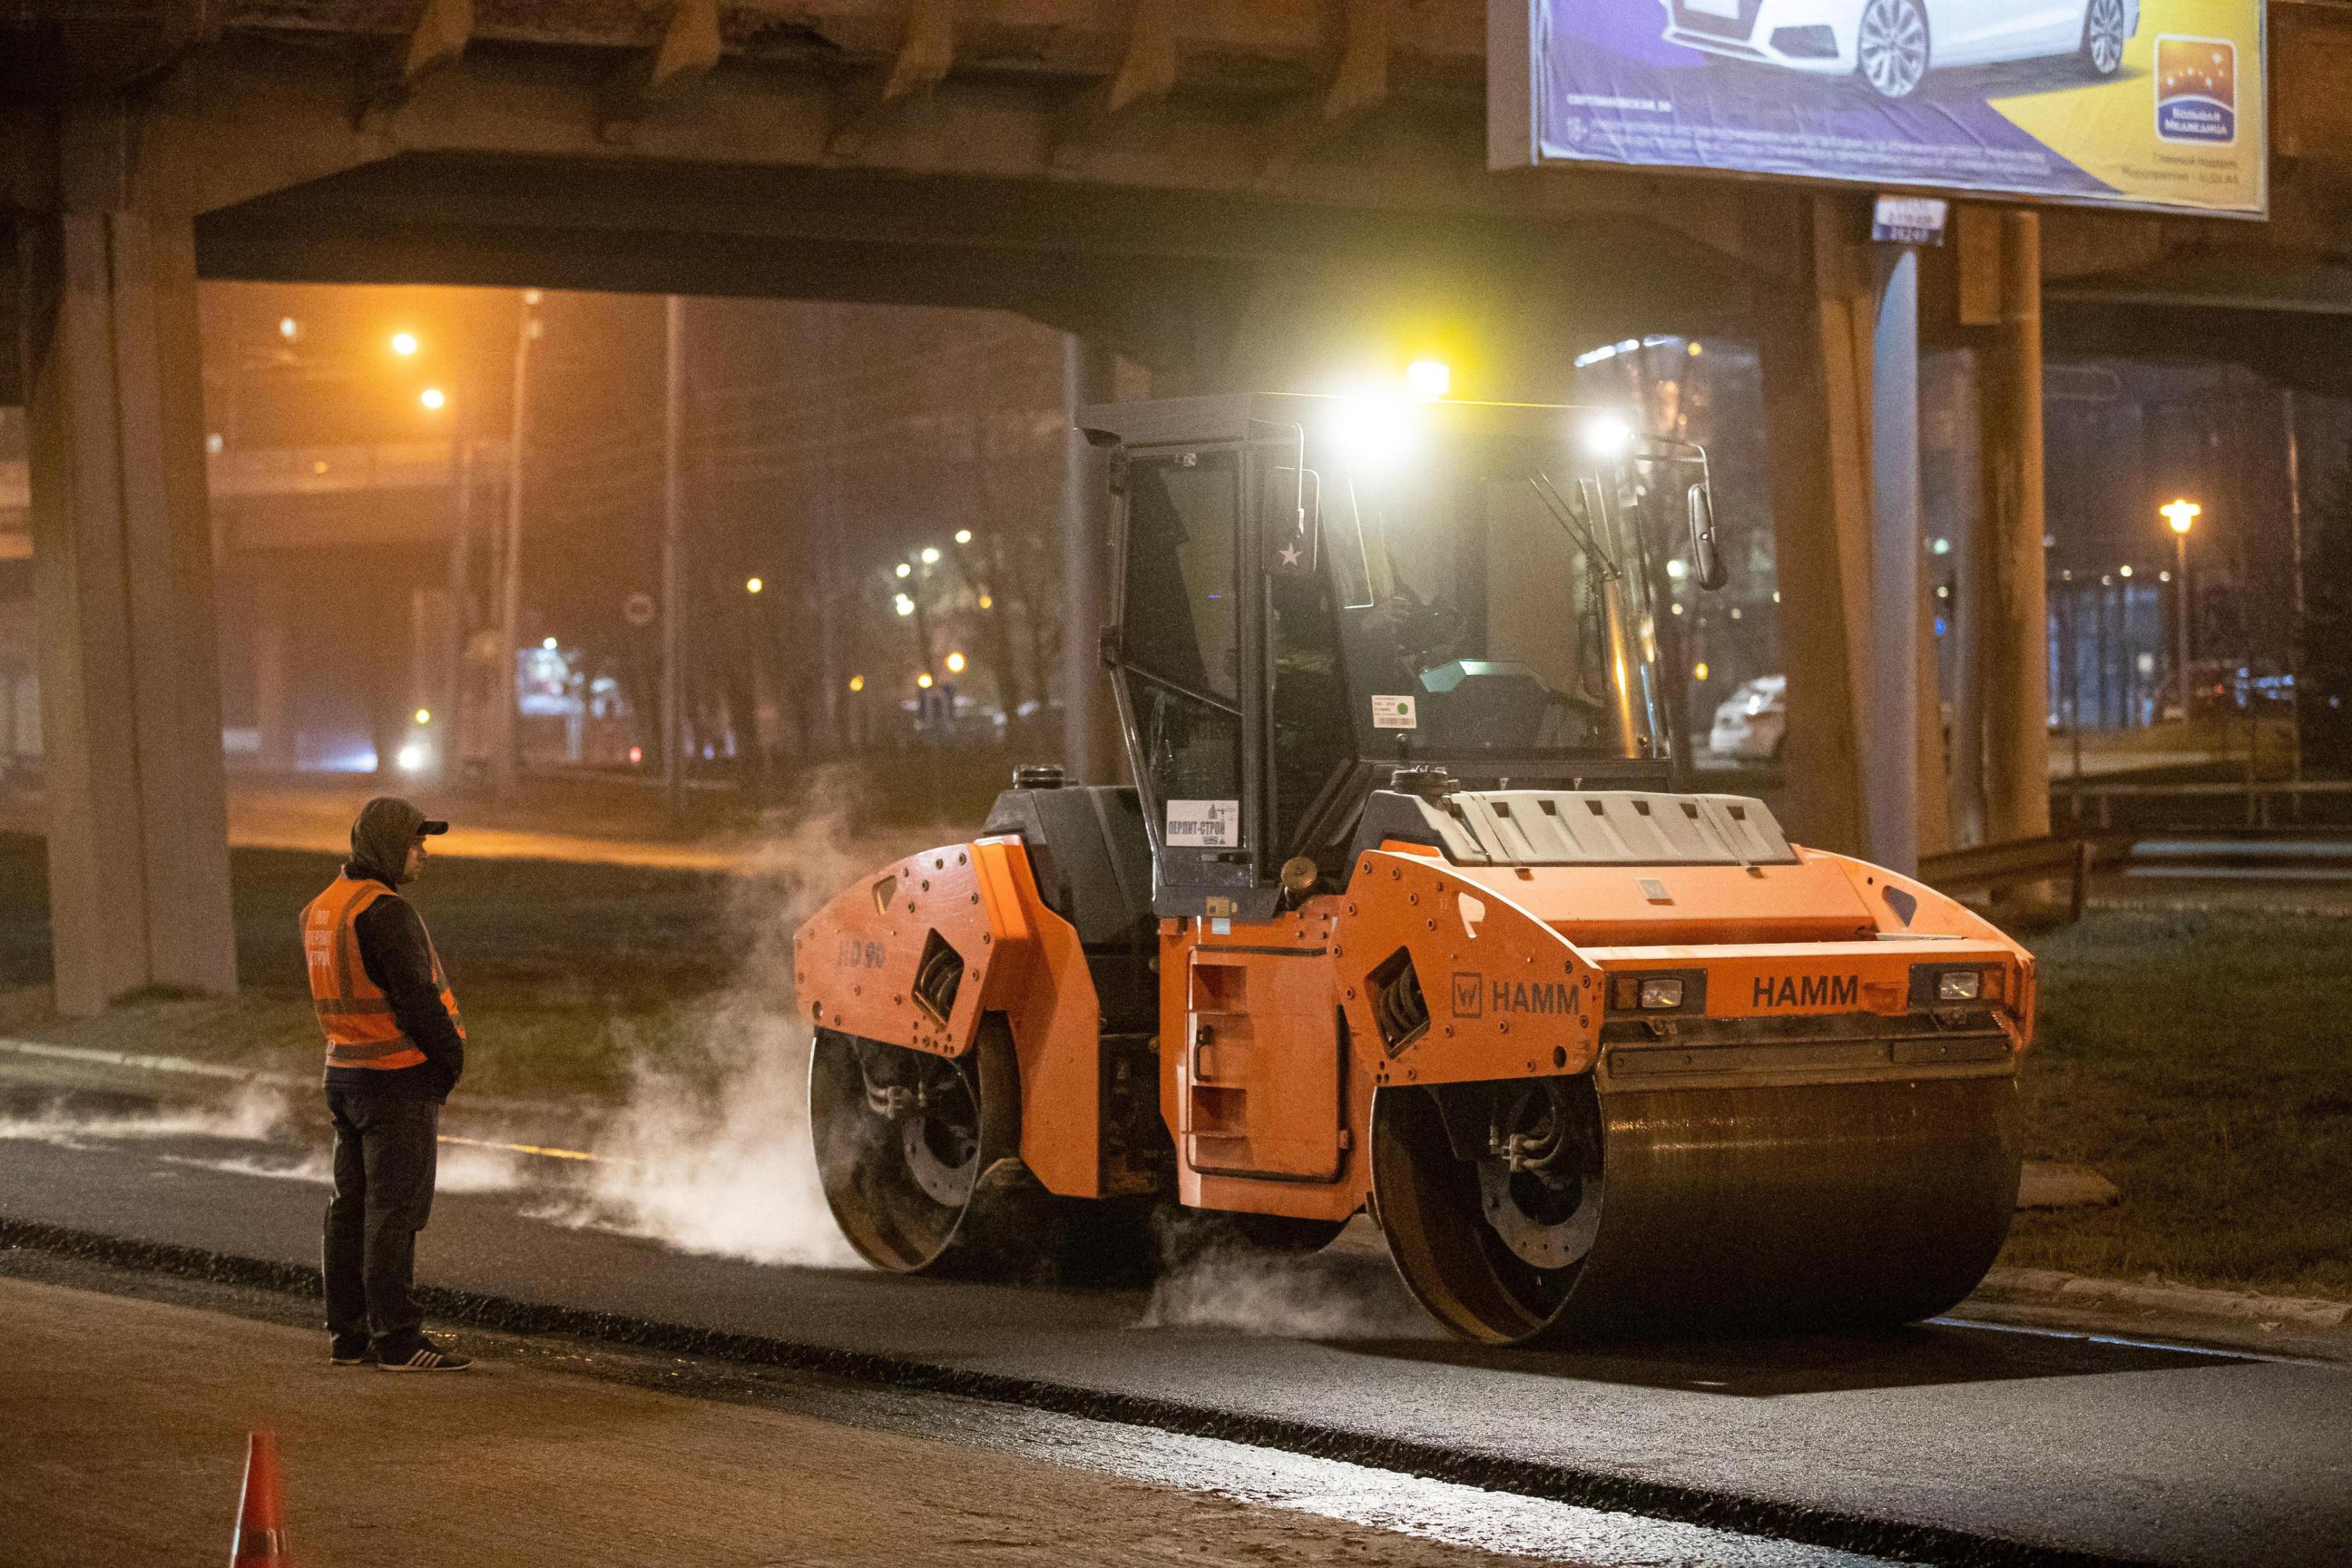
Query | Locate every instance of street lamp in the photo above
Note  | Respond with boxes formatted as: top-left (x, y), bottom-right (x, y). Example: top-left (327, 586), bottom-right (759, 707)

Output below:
top-left (391, 332), bottom-right (419, 357)
top-left (2163, 499), bottom-right (2201, 717)
top-left (945, 651), bottom-right (966, 674)
top-left (745, 576), bottom-right (763, 595)
top-left (419, 387), bottom-right (445, 411)
top-left (953, 528), bottom-right (972, 545)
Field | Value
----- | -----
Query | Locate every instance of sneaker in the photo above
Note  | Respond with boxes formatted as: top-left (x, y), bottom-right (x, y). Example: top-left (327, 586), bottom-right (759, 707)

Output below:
top-left (379, 1344), bottom-right (471, 1373)
top-left (330, 1348), bottom-right (370, 1367)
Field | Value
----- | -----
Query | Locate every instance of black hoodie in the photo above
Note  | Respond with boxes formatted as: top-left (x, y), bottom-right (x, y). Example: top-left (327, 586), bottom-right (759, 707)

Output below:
top-left (325, 800), bottom-right (464, 1102)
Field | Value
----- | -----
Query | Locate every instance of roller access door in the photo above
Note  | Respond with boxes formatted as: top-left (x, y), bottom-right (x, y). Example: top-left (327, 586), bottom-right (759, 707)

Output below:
top-left (1179, 946), bottom-right (1345, 1181)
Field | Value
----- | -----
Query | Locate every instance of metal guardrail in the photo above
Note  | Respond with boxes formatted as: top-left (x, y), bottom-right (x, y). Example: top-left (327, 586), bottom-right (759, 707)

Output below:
top-left (1918, 836), bottom-right (2092, 923)
top-left (2056, 778), bottom-right (2352, 830)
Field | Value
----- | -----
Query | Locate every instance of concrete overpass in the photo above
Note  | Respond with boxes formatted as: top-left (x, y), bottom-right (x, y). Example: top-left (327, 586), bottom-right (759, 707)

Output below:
top-left (4, 0), bottom-right (2349, 1012)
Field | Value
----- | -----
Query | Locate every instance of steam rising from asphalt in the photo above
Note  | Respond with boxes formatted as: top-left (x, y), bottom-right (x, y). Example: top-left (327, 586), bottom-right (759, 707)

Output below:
top-left (1138, 1221), bottom-right (1432, 1341)
top-left (0, 1081), bottom-right (291, 1148)
top-left (529, 803), bottom-right (877, 1269)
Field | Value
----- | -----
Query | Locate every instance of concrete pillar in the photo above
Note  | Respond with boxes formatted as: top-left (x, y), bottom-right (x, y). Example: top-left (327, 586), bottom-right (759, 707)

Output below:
top-left (1944, 350), bottom-right (1990, 848)
top-left (1755, 198), bottom-right (1875, 855)
top-left (1867, 245), bottom-right (1922, 877)
top-left (21, 196), bottom-right (238, 1012)
top-left (1059, 335), bottom-right (1122, 785)
top-left (1978, 212), bottom-right (2053, 848)
top-left (251, 567), bottom-right (295, 770)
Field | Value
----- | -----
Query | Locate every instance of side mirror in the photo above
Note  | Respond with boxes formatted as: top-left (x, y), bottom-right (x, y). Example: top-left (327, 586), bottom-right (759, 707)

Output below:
top-left (1686, 482), bottom-right (1726, 590)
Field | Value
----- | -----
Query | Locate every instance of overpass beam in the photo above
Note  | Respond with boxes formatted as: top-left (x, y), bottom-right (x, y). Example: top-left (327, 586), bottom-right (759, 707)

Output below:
top-left (20, 194), bottom-right (237, 1013)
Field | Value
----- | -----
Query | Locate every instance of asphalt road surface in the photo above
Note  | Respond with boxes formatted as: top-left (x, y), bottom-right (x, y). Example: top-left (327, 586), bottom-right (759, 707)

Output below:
top-left (16, 1269), bottom-right (1803, 1568)
top-left (2, 1109), bottom-right (2347, 1567)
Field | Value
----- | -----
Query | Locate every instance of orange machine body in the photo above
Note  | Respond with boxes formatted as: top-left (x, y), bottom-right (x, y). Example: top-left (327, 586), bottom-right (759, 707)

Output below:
top-left (796, 830), bottom-right (2034, 1224)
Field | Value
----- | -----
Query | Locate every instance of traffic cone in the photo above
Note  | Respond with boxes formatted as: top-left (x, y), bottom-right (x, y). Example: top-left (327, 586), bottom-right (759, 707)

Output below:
top-left (229, 1429), bottom-right (291, 1566)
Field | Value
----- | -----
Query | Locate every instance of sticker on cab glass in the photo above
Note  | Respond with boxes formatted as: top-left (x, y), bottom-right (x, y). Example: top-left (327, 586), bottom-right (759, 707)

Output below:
top-left (1371, 695), bottom-right (1417, 729)
top-left (1166, 800), bottom-right (1239, 848)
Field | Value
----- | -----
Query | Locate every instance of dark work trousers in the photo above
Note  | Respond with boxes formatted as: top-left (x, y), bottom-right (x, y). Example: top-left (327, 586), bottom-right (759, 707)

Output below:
top-left (323, 1087), bottom-right (440, 1359)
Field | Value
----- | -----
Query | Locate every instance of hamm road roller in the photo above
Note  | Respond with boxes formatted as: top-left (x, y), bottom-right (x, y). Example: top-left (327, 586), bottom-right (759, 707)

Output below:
top-left (797, 392), bottom-right (2031, 1343)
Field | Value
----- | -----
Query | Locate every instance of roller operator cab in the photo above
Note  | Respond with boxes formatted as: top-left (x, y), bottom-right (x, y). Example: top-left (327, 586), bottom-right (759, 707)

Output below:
top-left (796, 394), bottom-right (2032, 1344)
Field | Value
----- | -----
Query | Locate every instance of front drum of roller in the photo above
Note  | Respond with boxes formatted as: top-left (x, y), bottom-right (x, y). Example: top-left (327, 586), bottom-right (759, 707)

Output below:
top-left (1371, 1073), bottom-right (2023, 1344)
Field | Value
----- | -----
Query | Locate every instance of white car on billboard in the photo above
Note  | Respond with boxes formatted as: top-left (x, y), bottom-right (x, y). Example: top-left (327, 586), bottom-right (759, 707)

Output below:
top-left (1662, 0), bottom-right (2139, 98)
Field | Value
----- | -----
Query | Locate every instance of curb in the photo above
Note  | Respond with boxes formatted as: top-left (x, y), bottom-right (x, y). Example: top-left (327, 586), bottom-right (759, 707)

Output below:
top-left (1977, 1268), bottom-right (2352, 1334)
top-left (0, 1214), bottom-right (2158, 1568)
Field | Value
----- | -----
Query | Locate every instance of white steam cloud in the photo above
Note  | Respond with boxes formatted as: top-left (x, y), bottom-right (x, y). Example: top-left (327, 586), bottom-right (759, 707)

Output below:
top-left (529, 799), bottom-right (890, 1269)
top-left (1139, 1221), bottom-right (1433, 1341)
top-left (0, 1080), bottom-right (292, 1148)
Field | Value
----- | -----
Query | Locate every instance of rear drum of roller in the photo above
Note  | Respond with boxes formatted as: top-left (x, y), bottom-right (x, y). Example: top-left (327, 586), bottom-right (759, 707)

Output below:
top-left (1372, 1073), bottom-right (2022, 1344)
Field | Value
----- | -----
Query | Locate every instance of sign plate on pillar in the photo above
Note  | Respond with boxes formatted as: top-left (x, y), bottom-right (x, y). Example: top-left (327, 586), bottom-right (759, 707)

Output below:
top-left (1871, 196), bottom-right (1948, 247)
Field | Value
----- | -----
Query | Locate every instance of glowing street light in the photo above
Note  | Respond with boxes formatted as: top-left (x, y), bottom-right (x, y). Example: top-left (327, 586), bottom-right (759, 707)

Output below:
top-left (953, 528), bottom-right (972, 545)
top-left (977, 593), bottom-right (993, 610)
top-left (413, 708), bottom-right (432, 725)
top-left (920, 546), bottom-right (942, 565)
top-left (893, 594), bottom-right (915, 617)
top-left (745, 576), bottom-right (764, 595)
top-left (895, 562), bottom-right (913, 579)
top-left (1405, 359), bottom-right (1451, 402)
top-left (916, 672), bottom-right (935, 690)
top-left (278, 316), bottom-right (299, 341)
top-left (419, 387), bottom-right (446, 411)
top-left (945, 652), bottom-right (967, 674)
top-left (2162, 499), bottom-right (2201, 714)
top-left (848, 675), bottom-right (866, 693)
top-left (391, 332), bottom-right (419, 357)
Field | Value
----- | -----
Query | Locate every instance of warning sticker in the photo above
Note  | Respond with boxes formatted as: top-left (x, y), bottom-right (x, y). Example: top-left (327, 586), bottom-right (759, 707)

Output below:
top-left (1371, 695), bottom-right (1418, 729)
top-left (1166, 800), bottom-right (1240, 848)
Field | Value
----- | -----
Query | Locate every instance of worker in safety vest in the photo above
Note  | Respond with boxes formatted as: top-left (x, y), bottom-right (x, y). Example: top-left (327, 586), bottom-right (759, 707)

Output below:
top-left (303, 797), bottom-right (470, 1372)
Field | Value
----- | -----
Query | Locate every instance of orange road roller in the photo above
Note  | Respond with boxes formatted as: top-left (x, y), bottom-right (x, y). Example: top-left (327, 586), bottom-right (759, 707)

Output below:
top-left (797, 393), bottom-right (2030, 1343)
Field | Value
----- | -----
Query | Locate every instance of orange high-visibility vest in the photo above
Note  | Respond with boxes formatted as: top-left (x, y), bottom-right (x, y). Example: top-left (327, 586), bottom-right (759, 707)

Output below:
top-left (301, 877), bottom-right (463, 1072)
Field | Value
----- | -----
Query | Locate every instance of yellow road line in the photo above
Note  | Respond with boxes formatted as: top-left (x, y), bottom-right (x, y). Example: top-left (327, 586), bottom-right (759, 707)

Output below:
top-left (437, 1133), bottom-right (604, 1163)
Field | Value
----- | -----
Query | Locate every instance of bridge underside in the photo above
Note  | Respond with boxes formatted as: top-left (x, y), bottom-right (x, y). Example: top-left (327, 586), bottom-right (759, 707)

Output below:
top-left (2, 2), bottom-right (2347, 1011)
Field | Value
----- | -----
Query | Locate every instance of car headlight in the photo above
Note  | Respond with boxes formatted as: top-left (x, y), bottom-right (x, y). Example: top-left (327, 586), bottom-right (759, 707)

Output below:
top-left (1936, 970), bottom-right (1984, 1003)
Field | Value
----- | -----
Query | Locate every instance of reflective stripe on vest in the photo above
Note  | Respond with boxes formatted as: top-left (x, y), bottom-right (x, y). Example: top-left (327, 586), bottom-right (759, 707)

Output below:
top-left (300, 877), bottom-right (463, 1072)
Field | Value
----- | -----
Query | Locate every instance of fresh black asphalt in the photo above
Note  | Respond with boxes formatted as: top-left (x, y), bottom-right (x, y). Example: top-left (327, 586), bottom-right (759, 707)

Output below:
top-left (1, 1126), bottom-right (2346, 1568)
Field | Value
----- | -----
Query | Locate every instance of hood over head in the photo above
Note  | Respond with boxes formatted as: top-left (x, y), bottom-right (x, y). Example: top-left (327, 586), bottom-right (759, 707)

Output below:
top-left (347, 797), bottom-right (448, 887)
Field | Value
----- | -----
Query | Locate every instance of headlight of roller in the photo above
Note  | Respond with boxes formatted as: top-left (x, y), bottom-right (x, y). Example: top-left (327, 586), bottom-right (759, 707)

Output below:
top-left (1936, 971), bottom-right (1984, 1003)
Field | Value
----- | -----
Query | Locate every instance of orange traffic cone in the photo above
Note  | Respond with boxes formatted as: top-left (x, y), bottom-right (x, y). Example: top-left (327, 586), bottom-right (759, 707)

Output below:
top-left (229, 1430), bottom-right (291, 1566)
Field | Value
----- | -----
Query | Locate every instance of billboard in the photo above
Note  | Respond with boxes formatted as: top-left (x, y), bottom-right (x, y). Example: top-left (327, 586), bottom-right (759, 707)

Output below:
top-left (1491, 0), bottom-right (2265, 216)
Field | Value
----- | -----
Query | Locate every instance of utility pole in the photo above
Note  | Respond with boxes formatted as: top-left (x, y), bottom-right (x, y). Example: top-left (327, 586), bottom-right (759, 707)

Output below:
top-left (443, 433), bottom-right (474, 784)
top-left (662, 294), bottom-right (686, 826)
top-left (495, 289), bottom-right (542, 794)
top-left (2285, 387), bottom-right (2307, 793)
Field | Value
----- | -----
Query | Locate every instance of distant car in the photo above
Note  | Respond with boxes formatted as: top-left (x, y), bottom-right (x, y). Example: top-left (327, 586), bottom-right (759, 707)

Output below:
top-left (1709, 674), bottom-right (1787, 760)
top-left (1661, 0), bottom-right (2138, 99)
